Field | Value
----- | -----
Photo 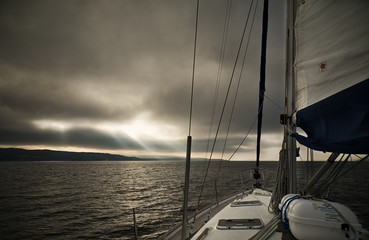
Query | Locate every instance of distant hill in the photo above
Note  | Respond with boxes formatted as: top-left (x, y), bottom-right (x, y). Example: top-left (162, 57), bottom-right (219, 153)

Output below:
top-left (0, 148), bottom-right (143, 161)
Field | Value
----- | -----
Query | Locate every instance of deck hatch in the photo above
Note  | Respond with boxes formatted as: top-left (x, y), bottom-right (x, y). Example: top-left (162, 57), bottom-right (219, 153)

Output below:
top-left (231, 200), bottom-right (261, 207)
top-left (217, 218), bottom-right (263, 229)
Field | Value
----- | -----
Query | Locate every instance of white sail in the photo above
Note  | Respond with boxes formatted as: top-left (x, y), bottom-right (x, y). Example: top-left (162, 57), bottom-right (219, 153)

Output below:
top-left (294, 0), bottom-right (369, 111)
top-left (293, 0), bottom-right (369, 154)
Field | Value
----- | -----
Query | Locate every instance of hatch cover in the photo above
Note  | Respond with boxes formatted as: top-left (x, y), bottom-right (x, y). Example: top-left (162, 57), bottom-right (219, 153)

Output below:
top-left (217, 218), bottom-right (264, 230)
top-left (231, 200), bottom-right (261, 207)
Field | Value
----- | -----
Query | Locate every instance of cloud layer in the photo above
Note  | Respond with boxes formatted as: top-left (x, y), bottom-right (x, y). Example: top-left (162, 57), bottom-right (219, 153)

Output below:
top-left (0, 0), bottom-right (286, 160)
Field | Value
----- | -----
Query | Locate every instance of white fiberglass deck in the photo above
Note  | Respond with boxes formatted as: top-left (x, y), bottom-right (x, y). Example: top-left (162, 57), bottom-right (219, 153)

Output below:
top-left (191, 189), bottom-right (281, 240)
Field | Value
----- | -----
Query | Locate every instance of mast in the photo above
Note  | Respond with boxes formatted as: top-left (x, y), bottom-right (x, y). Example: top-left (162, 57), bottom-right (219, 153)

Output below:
top-left (255, 0), bottom-right (269, 187)
top-left (285, 0), bottom-right (297, 193)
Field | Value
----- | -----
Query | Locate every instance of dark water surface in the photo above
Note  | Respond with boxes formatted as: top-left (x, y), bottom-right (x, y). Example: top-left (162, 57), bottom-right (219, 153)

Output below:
top-left (0, 161), bottom-right (368, 239)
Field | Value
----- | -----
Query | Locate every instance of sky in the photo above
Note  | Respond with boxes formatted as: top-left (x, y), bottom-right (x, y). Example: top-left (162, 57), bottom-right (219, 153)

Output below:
top-left (0, 0), bottom-right (303, 161)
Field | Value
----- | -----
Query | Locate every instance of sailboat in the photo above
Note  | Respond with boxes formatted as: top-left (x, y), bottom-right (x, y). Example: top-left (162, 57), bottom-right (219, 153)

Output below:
top-left (162, 0), bottom-right (369, 239)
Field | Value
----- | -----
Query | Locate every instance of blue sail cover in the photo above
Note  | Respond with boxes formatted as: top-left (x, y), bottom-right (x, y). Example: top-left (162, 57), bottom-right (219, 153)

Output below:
top-left (292, 79), bottom-right (369, 154)
top-left (292, 0), bottom-right (369, 154)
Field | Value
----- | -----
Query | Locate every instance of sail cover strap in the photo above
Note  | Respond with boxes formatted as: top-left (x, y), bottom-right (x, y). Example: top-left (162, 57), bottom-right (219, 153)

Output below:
top-left (292, 78), bottom-right (369, 154)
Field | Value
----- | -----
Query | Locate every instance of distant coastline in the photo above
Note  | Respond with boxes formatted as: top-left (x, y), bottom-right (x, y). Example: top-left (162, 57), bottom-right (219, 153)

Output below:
top-left (0, 148), bottom-right (147, 162)
top-left (0, 148), bottom-right (241, 162)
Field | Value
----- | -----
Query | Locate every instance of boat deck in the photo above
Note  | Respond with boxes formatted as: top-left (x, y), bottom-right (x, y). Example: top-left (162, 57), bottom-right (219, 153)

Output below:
top-left (161, 193), bottom-right (242, 240)
top-left (190, 188), bottom-right (281, 240)
top-left (162, 189), bottom-right (282, 240)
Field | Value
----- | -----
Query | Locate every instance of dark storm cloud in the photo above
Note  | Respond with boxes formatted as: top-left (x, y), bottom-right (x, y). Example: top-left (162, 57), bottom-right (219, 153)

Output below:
top-left (0, 0), bottom-right (196, 121)
top-left (0, 0), bottom-right (286, 158)
top-left (0, 0), bottom-right (199, 78)
top-left (146, 0), bottom-right (285, 135)
top-left (0, 114), bottom-right (140, 150)
top-left (0, 0), bottom-right (188, 75)
top-left (0, 74), bottom-right (110, 120)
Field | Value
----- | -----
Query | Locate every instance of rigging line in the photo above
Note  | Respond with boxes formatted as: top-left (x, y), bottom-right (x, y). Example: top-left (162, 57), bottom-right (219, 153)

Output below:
top-left (350, 155), bottom-right (360, 200)
top-left (208, 0), bottom-right (256, 163)
top-left (220, 0), bottom-right (259, 159)
top-left (215, 0), bottom-right (232, 87)
top-left (227, 103), bottom-right (261, 161)
top-left (182, 2), bottom-right (200, 238)
top-left (217, 0), bottom-right (259, 174)
top-left (320, 154), bottom-right (369, 195)
top-left (194, 0), bottom-right (256, 220)
top-left (264, 94), bottom-right (284, 110)
top-left (326, 154), bottom-right (346, 181)
top-left (204, 0), bottom-right (232, 164)
top-left (188, 0), bottom-right (200, 136)
top-left (296, 148), bottom-right (307, 184)
top-left (353, 154), bottom-right (368, 160)
top-left (201, 0), bottom-right (231, 179)
top-left (321, 155), bottom-right (350, 195)
top-left (314, 154), bottom-right (347, 195)
top-left (194, 0), bottom-right (233, 219)
top-left (283, 124), bottom-right (295, 134)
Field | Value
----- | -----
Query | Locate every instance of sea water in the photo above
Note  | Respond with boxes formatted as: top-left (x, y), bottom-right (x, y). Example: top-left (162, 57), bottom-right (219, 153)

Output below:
top-left (0, 161), bottom-right (368, 239)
